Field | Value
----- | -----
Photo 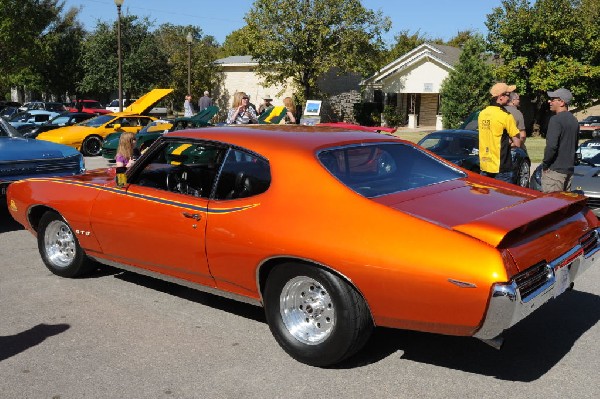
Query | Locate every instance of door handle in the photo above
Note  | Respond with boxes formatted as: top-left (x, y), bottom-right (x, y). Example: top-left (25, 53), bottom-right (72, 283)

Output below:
top-left (182, 212), bottom-right (201, 221)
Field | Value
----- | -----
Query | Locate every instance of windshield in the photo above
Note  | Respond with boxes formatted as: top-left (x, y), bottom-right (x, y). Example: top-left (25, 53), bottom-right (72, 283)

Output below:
top-left (0, 117), bottom-right (22, 137)
top-left (9, 112), bottom-right (31, 122)
top-left (418, 134), bottom-right (479, 157)
top-left (579, 140), bottom-right (600, 165)
top-left (78, 114), bottom-right (115, 127)
top-left (318, 143), bottom-right (465, 198)
top-left (48, 115), bottom-right (72, 126)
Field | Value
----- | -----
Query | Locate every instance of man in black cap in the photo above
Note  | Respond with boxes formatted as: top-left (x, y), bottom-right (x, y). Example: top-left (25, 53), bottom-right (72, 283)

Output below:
top-left (541, 88), bottom-right (579, 192)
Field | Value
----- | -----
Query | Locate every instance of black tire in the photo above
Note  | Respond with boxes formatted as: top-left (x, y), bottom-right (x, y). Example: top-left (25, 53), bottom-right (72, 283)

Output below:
top-left (517, 161), bottom-right (531, 187)
top-left (264, 263), bottom-right (373, 367)
top-left (37, 211), bottom-right (93, 278)
top-left (81, 135), bottom-right (103, 156)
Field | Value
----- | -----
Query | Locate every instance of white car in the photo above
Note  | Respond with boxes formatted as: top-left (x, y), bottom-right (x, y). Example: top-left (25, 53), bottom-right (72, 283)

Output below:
top-left (106, 98), bottom-right (168, 117)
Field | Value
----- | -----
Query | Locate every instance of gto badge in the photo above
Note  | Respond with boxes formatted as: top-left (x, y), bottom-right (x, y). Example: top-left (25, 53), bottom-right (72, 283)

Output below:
top-left (75, 230), bottom-right (91, 236)
top-left (9, 200), bottom-right (18, 212)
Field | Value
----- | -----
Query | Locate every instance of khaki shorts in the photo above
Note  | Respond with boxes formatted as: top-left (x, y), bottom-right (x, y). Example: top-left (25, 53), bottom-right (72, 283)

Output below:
top-left (541, 168), bottom-right (572, 193)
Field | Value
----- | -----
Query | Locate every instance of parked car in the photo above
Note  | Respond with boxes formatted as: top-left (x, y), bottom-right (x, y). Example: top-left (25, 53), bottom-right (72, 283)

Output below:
top-left (66, 100), bottom-right (111, 115)
top-left (530, 138), bottom-right (600, 215)
top-left (8, 110), bottom-right (61, 132)
top-left (0, 100), bottom-right (21, 111)
top-left (19, 101), bottom-right (66, 113)
top-left (21, 112), bottom-right (95, 139)
top-left (106, 98), bottom-right (168, 117)
top-left (7, 125), bottom-right (600, 367)
top-left (0, 115), bottom-right (84, 198)
top-left (36, 89), bottom-right (173, 156)
top-left (0, 106), bottom-right (21, 120)
top-left (417, 129), bottom-right (531, 187)
top-left (578, 115), bottom-right (600, 138)
top-left (101, 105), bottom-right (219, 160)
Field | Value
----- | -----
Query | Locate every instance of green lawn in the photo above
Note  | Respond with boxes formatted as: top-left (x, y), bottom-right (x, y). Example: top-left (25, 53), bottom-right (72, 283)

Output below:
top-left (397, 132), bottom-right (582, 164)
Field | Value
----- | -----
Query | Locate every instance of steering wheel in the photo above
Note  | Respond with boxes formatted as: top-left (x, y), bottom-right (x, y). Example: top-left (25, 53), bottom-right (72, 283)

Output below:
top-left (166, 165), bottom-right (192, 194)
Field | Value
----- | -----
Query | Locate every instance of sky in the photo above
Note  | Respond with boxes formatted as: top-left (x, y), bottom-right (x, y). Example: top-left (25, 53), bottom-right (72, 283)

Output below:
top-left (62, 0), bottom-right (505, 45)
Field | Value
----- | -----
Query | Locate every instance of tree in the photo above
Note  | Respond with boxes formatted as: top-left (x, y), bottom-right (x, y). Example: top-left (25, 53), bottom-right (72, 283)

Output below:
top-left (220, 26), bottom-right (254, 57)
top-left (154, 24), bottom-right (222, 110)
top-left (486, 0), bottom-right (600, 108)
top-left (78, 16), bottom-right (170, 102)
top-left (384, 30), bottom-right (442, 64)
top-left (440, 36), bottom-right (494, 128)
top-left (0, 0), bottom-right (83, 99)
top-left (243, 0), bottom-right (391, 102)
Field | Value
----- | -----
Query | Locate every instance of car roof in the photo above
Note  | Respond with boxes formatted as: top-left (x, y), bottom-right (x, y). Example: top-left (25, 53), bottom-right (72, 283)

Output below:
top-left (164, 125), bottom-right (406, 157)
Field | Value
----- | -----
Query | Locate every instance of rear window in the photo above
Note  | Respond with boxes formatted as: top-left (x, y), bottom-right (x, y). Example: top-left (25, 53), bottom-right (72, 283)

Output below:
top-left (318, 143), bottom-right (465, 197)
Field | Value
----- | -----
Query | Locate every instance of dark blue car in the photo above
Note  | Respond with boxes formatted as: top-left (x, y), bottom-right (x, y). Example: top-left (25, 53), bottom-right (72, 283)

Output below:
top-left (0, 116), bottom-right (84, 198)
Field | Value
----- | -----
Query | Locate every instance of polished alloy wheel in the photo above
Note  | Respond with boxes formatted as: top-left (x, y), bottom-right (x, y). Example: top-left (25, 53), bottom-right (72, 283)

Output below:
top-left (279, 276), bottom-right (335, 345)
top-left (44, 220), bottom-right (76, 268)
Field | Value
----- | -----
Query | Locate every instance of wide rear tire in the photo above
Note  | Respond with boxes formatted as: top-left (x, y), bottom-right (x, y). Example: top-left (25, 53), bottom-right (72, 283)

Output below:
top-left (264, 263), bottom-right (373, 367)
top-left (37, 211), bottom-right (94, 278)
top-left (81, 135), bottom-right (103, 156)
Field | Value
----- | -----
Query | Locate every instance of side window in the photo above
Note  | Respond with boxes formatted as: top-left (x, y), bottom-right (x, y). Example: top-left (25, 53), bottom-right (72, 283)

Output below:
top-left (132, 141), bottom-right (224, 199)
top-left (214, 149), bottom-right (271, 200)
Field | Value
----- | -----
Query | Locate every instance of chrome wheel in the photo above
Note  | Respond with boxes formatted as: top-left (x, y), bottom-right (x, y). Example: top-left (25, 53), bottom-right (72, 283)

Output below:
top-left (82, 136), bottom-right (102, 156)
top-left (279, 276), bottom-right (335, 345)
top-left (43, 220), bottom-right (76, 268)
top-left (518, 161), bottom-right (531, 187)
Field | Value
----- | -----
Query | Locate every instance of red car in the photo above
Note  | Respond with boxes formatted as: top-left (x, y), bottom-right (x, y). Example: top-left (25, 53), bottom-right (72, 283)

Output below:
top-left (67, 100), bottom-right (111, 115)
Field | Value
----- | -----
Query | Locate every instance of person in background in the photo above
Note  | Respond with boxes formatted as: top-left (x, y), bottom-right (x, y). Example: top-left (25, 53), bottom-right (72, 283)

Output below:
top-left (183, 94), bottom-right (193, 117)
top-left (283, 97), bottom-right (297, 124)
top-left (478, 82), bottom-right (521, 183)
top-left (506, 91), bottom-right (526, 148)
top-left (258, 95), bottom-right (273, 115)
top-left (198, 90), bottom-right (212, 111)
top-left (115, 132), bottom-right (137, 168)
top-left (227, 92), bottom-right (258, 124)
top-left (541, 88), bottom-right (579, 192)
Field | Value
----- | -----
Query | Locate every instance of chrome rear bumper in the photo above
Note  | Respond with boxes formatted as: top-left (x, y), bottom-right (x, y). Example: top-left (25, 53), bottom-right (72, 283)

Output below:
top-left (474, 228), bottom-right (600, 340)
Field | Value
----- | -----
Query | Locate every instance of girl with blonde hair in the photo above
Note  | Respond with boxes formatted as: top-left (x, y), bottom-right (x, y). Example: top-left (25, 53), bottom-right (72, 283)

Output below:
top-left (115, 132), bottom-right (137, 168)
top-left (283, 96), bottom-right (297, 124)
top-left (227, 91), bottom-right (258, 124)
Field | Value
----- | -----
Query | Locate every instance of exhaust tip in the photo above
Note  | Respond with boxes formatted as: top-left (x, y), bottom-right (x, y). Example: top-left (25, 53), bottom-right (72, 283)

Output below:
top-left (478, 335), bottom-right (504, 350)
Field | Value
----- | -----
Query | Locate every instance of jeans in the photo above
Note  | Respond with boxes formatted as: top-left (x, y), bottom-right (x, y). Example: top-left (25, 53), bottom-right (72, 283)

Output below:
top-left (480, 170), bottom-right (514, 184)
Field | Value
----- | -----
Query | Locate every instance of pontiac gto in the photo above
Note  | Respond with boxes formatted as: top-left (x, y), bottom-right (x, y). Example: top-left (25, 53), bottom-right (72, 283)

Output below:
top-left (6, 125), bottom-right (600, 366)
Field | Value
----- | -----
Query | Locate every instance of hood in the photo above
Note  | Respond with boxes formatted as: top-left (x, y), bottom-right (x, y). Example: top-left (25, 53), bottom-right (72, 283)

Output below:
top-left (572, 164), bottom-right (600, 193)
top-left (374, 178), bottom-right (588, 249)
top-left (0, 137), bottom-right (80, 161)
top-left (122, 89), bottom-right (173, 115)
top-left (37, 125), bottom-right (94, 140)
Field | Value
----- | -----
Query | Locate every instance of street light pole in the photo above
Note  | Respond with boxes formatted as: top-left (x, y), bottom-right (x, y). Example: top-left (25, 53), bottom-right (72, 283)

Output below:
top-left (115, 0), bottom-right (125, 112)
top-left (186, 31), bottom-right (193, 95)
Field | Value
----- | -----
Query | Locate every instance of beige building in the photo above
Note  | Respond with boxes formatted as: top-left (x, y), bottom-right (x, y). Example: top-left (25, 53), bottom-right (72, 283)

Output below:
top-left (361, 43), bottom-right (461, 128)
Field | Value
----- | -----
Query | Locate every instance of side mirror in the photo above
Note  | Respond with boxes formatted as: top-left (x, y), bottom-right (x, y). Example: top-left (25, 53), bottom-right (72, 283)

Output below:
top-left (115, 166), bottom-right (127, 187)
top-left (576, 152), bottom-right (582, 165)
top-left (113, 123), bottom-right (122, 130)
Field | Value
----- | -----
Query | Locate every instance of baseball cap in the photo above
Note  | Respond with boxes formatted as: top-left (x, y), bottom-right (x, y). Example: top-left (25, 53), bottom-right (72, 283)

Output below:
top-left (490, 82), bottom-right (516, 97)
top-left (547, 88), bottom-right (573, 105)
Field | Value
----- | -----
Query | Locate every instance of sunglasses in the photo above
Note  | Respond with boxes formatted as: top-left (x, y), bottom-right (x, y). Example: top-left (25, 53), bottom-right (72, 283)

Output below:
top-left (242, 96), bottom-right (249, 100)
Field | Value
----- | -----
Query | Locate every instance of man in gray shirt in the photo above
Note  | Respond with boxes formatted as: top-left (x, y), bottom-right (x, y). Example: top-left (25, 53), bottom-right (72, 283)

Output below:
top-left (541, 88), bottom-right (579, 192)
top-left (506, 92), bottom-right (526, 147)
top-left (198, 91), bottom-right (212, 111)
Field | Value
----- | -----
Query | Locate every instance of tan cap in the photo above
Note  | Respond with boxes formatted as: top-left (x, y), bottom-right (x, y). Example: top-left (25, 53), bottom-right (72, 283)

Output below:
top-left (490, 82), bottom-right (516, 97)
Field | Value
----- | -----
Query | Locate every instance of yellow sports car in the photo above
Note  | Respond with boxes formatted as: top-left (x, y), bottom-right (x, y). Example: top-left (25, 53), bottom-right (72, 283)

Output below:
top-left (36, 89), bottom-right (173, 156)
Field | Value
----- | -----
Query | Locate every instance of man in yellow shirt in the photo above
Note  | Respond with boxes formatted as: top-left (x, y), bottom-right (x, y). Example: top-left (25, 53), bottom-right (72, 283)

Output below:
top-left (478, 82), bottom-right (521, 183)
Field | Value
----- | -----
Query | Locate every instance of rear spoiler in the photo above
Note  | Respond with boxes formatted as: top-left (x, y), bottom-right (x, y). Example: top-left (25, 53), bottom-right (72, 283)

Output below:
top-left (453, 192), bottom-right (589, 247)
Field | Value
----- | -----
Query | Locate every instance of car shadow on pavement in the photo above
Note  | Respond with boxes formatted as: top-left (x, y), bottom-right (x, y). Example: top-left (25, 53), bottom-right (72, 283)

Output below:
top-left (0, 205), bottom-right (23, 233)
top-left (339, 290), bottom-right (600, 381)
top-left (113, 270), bottom-right (266, 323)
top-left (0, 323), bottom-right (70, 362)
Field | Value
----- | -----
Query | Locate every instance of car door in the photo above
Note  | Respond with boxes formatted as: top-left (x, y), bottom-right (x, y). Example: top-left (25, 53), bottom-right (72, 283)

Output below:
top-left (89, 139), bottom-right (226, 287)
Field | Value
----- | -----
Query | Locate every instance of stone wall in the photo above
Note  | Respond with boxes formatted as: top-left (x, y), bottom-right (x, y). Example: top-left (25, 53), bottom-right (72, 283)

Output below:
top-left (320, 90), bottom-right (361, 123)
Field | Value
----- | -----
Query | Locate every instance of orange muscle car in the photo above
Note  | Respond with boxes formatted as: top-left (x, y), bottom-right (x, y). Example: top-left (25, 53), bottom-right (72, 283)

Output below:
top-left (6, 125), bottom-right (600, 367)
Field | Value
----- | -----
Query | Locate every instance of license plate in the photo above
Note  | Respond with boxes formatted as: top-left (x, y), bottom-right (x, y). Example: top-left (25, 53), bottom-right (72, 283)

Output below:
top-left (554, 266), bottom-right (571, 297)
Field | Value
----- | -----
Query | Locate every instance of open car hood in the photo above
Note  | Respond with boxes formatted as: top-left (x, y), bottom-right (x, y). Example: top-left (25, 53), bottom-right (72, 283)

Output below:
top-left (122, 89), bottom-right (173, 115)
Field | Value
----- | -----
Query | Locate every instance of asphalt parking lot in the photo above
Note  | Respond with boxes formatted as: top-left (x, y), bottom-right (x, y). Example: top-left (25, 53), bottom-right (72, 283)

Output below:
top-left (0, 156), bottom-right (599, 398)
